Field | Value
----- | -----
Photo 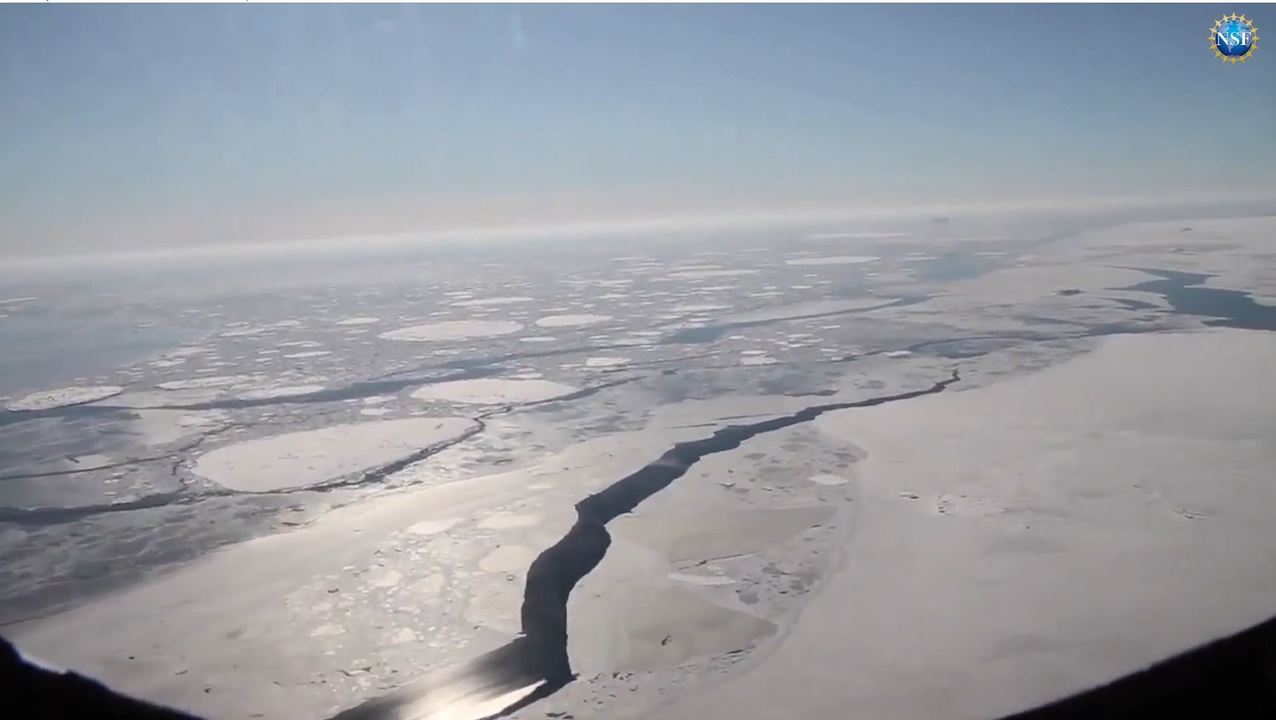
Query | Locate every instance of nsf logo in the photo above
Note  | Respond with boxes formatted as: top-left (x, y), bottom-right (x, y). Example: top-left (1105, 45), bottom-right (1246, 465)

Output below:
top-left (1211, 13), bottom-right (1259, 63)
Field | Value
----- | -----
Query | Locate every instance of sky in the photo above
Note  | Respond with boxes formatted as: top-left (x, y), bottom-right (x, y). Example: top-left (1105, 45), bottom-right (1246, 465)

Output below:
top-left (1, 3), bottom-right (1274, 257)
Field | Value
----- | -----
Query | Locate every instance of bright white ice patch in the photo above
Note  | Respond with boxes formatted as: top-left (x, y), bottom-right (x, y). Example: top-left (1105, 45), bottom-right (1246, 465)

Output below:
top-left (534, 314), bottom-right (612, 328)
top-left (411, 378), bottom-right (578, 405)
top-left (668, 269), bottom-right (758, 279)
top-left (671, 303), bottom-right (730, 313)
top-left (234, 384), bottom-right (326, 400)
top-left (157, 375), bottom-right (260, 391)
top-left (192, 417), bottom-right (475, 492)
top-left (806, 231), bottom-right (905, 241)
top-left (334, 316), bottom-right (381, 326)
top-left (584, 356), bottom-right (627, 368)
top-left (785, 256), bottom-right (880, 266)
top-left (5, 385), bottom-right (124, 411)
top-left (724, 299), bottom-right (886, 324)
top-left (379, 321), bottom-right (523, 342)
top-left (452, 296), bottom-right (533, 307)
top-left (810, 473), bottom-right (850, 486)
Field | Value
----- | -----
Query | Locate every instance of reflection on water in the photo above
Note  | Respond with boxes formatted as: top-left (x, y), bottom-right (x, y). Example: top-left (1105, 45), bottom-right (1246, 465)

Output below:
top-left (1122, 268), bottom-right (1276, 332)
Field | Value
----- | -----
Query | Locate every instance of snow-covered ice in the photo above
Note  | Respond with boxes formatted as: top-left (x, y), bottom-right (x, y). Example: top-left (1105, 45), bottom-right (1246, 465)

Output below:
top-left (192, 417), bottom-right (476, 492)
top-left (4, 385), bottom-right (124, 411)
top-left (452, 296), bottom-right (533, 308)
top-left (410, 378), bottom-right (578, 405)
top-left (334, 317), bottom-right (381, 326)
top-left (784, 255), bottom-right (880, 266)
top-left (667, 269), bottom-right (758, 279)
top-left (157, 375), bottom-right (260, 391)
top-left (534, 314), bottom-right (612, 328)
top-left (379, 320), bottom-right (524, 342)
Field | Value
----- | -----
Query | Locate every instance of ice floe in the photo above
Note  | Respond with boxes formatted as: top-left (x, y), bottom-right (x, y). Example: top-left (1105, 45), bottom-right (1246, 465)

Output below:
top-left (233, 384), bottom-right (326, 400)
top-left (411, 378), bottom-right (578, 405)
top-left (452, 296), bottom-right (533, 307)
top-left (534, 314), bottom-right (612, 328)
top-left (379, 320), bottom-right (524, 342)
top-left (667, 269), bottom-right (758, 279)
top-left (785, 255), bottom-right (880, 266)
top-left (4, 385), bottom-right (124, 411)
top-left (671, 303), bottom-right (730, 313)
top-left (805, 231), bottom-right (906, 240)
top-left (157, 375), bottom-right (259, 391)
top-left (192, 417), bottom-right (476, 492)
top-left (479, 545), bottom-right (536, 573)
top-left (810, 473), bottom-right (850, 486)
top-left (477, 512), bottom-right (543, 530)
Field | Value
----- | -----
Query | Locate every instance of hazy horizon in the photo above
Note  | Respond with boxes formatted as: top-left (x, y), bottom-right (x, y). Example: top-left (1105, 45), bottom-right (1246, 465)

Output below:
top-left (2, 3), bottom-right (1274, 258)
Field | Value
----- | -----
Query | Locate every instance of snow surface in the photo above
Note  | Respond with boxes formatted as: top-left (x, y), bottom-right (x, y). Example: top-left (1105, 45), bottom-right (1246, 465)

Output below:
top-left (193, 417), bottom-right (476, 492)
top-left (4, 385), bottom-right (124, 411)
top-left (784, 255), bottom-right (880, 266)
top-left (534, 314), bottom-right (612, 328)
top-left (379, 321), bottom-right (523, 342)
top-left (452, 296), bottom-right (533, 307)
top-left (334, 317), bottom-right (381, 326)
top-left (410, 378), bottom-right (578, 405)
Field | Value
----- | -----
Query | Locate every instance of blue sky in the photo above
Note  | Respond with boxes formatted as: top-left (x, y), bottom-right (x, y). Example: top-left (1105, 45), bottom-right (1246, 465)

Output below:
top-left (1, 4), bottom-right (1273, 256)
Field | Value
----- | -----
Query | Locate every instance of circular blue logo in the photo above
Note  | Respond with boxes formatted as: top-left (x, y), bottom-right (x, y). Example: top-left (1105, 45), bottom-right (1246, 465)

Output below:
top-left (1211, 14), bottom-right (1259, 63)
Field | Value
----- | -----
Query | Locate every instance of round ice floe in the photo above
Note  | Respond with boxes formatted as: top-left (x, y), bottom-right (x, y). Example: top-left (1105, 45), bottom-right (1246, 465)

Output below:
top-left (411, 378), bottom-right (577, 405)
top-left (334, 316), bottom-right (381, 326)
top-left (379, 320), bottom-right (523, 342)
top-left (784, 255), bottom-right (880, 266)
top-left (810, 474), bottom-right (849, 486)
top-left (5, 385), bottom-right (124, 411)
top-left (192, 417), bottom-right (476, 492)
top-left (534, 314), bottom-right (612, 328)
top-left (452, 296), bottom-right (533, 308)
